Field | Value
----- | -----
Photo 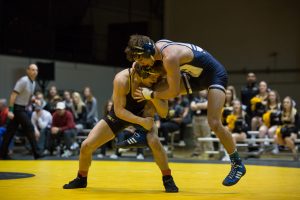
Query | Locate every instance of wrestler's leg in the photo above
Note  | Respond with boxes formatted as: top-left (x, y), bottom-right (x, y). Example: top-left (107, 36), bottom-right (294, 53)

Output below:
top-left (79, 119), bottom-right (115, 172)
top-left (207, 88), bottom-right (235, 154)
top-left (207, 88), bottom-right (246, 186)
top-left (63, 119), bottom-right (115, 189)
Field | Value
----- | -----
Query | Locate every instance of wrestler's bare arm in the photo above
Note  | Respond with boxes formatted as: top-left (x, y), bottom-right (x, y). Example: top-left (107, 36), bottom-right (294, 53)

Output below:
top-left (113, 72), bottom-right (153, 130)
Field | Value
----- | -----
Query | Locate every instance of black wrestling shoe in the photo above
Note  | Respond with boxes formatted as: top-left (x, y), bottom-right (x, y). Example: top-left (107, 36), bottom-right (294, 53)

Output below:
top-left (163, 175), bottom-right (179, 193)
top-left (63, 177), bottom-right (87, 189)
top-left (115, 131), bottom-right (148, 148)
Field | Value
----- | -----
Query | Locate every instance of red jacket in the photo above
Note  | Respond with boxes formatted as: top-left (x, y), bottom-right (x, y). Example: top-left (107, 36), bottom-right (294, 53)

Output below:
top-left (0, 107), bottom-right (8, 126)
top-left (52, 110), bottom-right (76, 132)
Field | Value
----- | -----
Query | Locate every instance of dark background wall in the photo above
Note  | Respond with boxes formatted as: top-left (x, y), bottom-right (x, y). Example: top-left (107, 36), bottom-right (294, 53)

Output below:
top-left (0, 0), bottom-right (300, 111)
top-left (164, 0), bottom-right (300, 102)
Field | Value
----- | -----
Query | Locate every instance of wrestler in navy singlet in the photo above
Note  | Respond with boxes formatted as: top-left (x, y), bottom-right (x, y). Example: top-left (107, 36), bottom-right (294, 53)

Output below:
top-left (157, 39), bottom-right (228, 93)
top-left (104, 68), bottom-right (147, 135)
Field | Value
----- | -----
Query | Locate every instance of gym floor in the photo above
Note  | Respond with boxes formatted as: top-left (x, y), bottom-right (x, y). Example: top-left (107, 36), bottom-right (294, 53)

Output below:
top-left (1, 156), bottom-right (300, 200)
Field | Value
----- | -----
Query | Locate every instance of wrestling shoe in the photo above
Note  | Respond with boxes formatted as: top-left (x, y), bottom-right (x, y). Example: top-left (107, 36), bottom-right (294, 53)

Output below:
top-left (162, 175), bottom-right (179, 193)
top-left (115, 131), bottom-right (148, 148)
top-left (63, 176), bottom-right (87, 189)
top-left (222, 162), bottom-right (246, 186)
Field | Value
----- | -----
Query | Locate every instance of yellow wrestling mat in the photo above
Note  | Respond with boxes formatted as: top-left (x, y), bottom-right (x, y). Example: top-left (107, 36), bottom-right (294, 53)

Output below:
top-left (0, 160), bottom-right (300, 200)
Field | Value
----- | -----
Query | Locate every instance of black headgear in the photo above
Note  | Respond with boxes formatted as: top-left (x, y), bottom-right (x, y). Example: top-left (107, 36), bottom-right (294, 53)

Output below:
top-left (132, 41), bottom-right (155, 58)
top-left (135, 61), bottom-right (163, 79)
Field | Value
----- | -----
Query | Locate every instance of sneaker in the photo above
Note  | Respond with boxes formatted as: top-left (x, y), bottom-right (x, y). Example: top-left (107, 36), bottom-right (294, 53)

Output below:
top-left (221, 155), bottom-right (230, 162)
top-left (136, 154), bottom-right (144, 160)
top-left (115, 131), bottom-right (148, 148)
top-left (178, 140), bottom-right (186, 147)
top-left (43, 149), bottom-right (50, 156)
top-left (163, 145), bottom-right (169, 152)
top-left (258, 147), bottom-right (265, 155)
top-left (61, 150), bottom-right (72, 158)
top-left (118, 148), bottom-right (129, 153)
top-left (162, 175), bottom-right (179, 193)
top-left (97, 153), bottom-right (104, 159)
top-left (272, 147), bottom-right (279, 154)
top-left (109, 154), bottom-right (119, 159)
top-left (222, 163), bottom-right (246, 186)
top-left (292, 147), bottom-right (299, 161)
top-left (70, 142), bottom-right (79, 150)
top-left (63, 177), bottom-right (87, 189)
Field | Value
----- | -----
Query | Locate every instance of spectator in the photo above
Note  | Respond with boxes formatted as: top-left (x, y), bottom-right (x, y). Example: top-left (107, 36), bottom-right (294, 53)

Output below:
top-left (83, 87), bottom-right (99, 129)
top-left (227, 85), bottom-right (237, 100)
top-left (177, 96), bottom-right (191, 147)
top-left (34, 91), bottom-right (47, 109)
top-left (45, 86), bottom-right (61, 114)
top-left (97, 99), bottom-right (113, 158)
top-left (241, 72), bottom-right (259, 118)
top-left (51, 101), bottom-right (77, 158)
top-left (63, 90), bottom-right (75, 114)
top-left (274, 96), bottom-right (299, 161)
top-left (250, 81), bottom-right (269, 131)
top-left (222, 89), bottom-right (234, 126)
top-left (259, 90), bottom-right (281, 153)
top-left (0, 99), bottom-right (13, 155)
top-left (223, 100), bottom-right (249, 161)
top-left (72, 92), bottom-right (87, 131)
top-left (190, 90), bottom-right (213, 158)
top-left (158, 98), bottom-right (184, 152)
top-left (31, 99), bottom-right (52, 154)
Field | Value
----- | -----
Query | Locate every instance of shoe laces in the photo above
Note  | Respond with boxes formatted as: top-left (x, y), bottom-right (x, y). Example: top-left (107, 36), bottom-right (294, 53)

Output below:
top-left (68, 177), bottom-right (80, 184)
top-left (228, 163), bottom-right (239, 179)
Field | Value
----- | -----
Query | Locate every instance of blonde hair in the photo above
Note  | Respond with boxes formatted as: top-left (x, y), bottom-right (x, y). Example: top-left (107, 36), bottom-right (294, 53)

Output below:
top-left (72, 92), bottom-right (85, 113)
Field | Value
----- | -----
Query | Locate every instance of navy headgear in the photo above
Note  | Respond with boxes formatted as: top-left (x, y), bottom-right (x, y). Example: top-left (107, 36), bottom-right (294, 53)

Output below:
top-left (132, 41), bottom-right (155, 58)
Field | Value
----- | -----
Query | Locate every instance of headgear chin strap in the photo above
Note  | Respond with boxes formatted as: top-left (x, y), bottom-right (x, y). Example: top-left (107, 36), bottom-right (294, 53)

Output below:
top-left (132, 41), bottom-right (155, 58)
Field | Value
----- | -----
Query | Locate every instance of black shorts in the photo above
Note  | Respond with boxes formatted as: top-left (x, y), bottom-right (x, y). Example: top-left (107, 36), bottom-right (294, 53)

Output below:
top-left (103, 111), bottom-right (145, 136)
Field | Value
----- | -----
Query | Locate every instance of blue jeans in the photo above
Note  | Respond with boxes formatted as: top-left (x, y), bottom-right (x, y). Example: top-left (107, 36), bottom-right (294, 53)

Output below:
top-left (0, 127), bottom-right (14, 151)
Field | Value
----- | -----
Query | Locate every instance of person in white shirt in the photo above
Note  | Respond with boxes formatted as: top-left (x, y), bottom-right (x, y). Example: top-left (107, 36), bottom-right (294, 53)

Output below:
top-left (31, 99), bottom-right (52, 153)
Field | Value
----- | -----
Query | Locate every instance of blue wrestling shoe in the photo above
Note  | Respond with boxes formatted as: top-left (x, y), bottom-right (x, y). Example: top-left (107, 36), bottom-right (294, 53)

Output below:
top-left (115, 131), bottom-right (148, 148)
top-left (222, 151), bottom-right (246, 186)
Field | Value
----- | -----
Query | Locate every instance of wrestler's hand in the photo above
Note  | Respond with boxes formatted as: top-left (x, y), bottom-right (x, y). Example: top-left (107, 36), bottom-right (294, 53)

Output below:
top-left (134, 87), bottom-right (154, 102)
top-left (140, 117), bottom-right (154, 131)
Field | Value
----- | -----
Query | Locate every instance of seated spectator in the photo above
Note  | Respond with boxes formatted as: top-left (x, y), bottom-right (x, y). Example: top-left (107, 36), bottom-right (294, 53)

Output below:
top-left (177, 95), bottom-right (191, 147)
top-left (190, 90), bottom-right (213, 158)
top-left (223, 100), bottom-right (249, 161)
top-left (51, 102), bottom-right (77, 158)
top-left (227, 85), bottom-right (237, 100)
top-left (259, 90), bottom-right (281, 153)
top-left (0, 99), bottom-right (13, 155)
top-left (97, 99), bottom-right (113, 159)
top-left (72, 92), bottom-right (87, 131)
top-left (45, 86), bottom-right (62, 114)
top-left (83, 87), bottom-right (99, 129)
top-left (274, 96), bottom-right (299, 161)
top-left (31, 99), bottom-right (52, 154)
top-left (222, 89), bottom-right (235, 126)
top-left (34, 91), bottom-right (47, 109)
top-left (250, 81), bottom-right (269, 131)
top-left (63, 90), bottom-right (75, 114)
top-left (157, 97), bottom-right (184, 152)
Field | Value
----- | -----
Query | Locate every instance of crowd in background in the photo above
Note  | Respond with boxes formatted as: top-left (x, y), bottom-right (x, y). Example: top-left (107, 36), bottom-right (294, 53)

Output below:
top-left (0, 72), bottom-right (299, 160)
